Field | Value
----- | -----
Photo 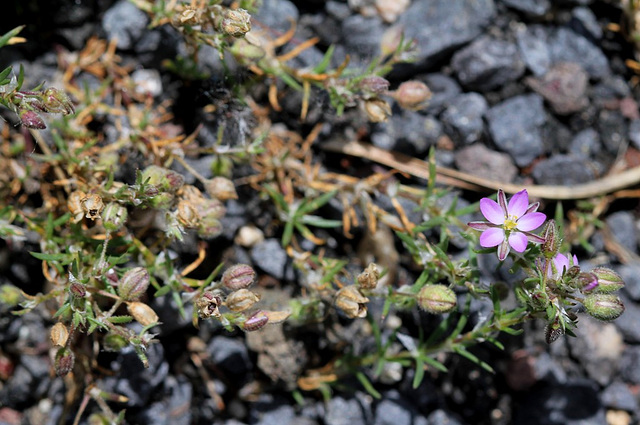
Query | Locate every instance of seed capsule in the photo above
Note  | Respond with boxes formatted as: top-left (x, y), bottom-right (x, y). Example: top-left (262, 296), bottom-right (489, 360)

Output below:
top-left (225, 289), bottom-right (260, 312)
top-left (544, 318), bottom-right (564, 344)
top-left (416, 284), bottom-right (457, 314)
top-left (392, 80), bottom-right (431, 110)
top-left (102, 202), bottom-right (128, 232)
top-left (127, 302), bottom-right (159, 326)
top-left (243, 310), bottom-right (269, 331)
top-left (204, 177), bottom-right (238, 201)
top-left (196, 292), bottom-right (222, 319)
top-left (176, 200), bottom-right (200, 228)
top-left (363, 98), bottom-right (392, 123)
top-left (584, 294), bottom-right (625, 321)
top-left (19, 109), bottom-right (46, 129)
top-left (118, 267), bottom-right (150, 301)
top-left (541, 220), bottom-right (560, 259)
top-left (50, 323), bottom-right (69, 347)
top-left (68, 191), bottom-right (86, 223)
top-left (335, 286), bottom-right (369, 318)
top-left (81, 193), bottom-right (104, 220)
top-left (54, 347), bottom-right (75, 377)
top-left (357, 263), bottom-right (380, 289)
top-left (70, 282), bottom-right (87, 298)
top-left (221, 8), bottom-right (252, 37)
top-left (222, 264), bottom-right (256, 290)
top-left (359, 76), bottom-right (390, 95)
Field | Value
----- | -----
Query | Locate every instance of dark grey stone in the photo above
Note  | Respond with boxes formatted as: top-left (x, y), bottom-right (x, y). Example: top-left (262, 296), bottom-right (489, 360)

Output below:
top-left (371, 111), bottom-right (440, 155)
top-left (516, 25), bottom-right (553, 76)
top-left (570, 7), bottom-right (603, 41)
top-left (629, 119), bottom-right (640, 150)
top-left (251, 238), bottom-right (295, 281)
top-left (102, 0), bottom-right (149, 50)
top-left (569, 317), bottom-right (623, 386)
top-left (486, 94), bottom-right (546, 167)
top-left (531, 155), bottom-right (595, 185)
top-left (451, 36), bottom-right (525, 92)
top-left (253, 0), bottom-right (299, 34)
top-left (598, 110), bottom-right (628, 154)
top-left (423, 73), bottom-right (462, 114)
top-left (549, 27), bottom-right (609, 79)
top-left (134, 376), bottom-right (193, 425)
top-left (207, 336), bottom-right (252, 378)
top-left (619, 263), bottom-right (640, 301)
top-left (426, 409), bottom-right (464, 425)
top-left (325, 396), bottom-right (370, 425)
top-left (397, 0), bottom-right (496, 65)
top-left (374, 392), bottom-right (428, 425)
top-left (601, 381), bottom-right (639, 412)
top-left (606, 211), bottom-right (638, 254)
top-left (341, 15), bottom-right (386, 61)
top-left (441, 93), bottom-right (488, 145)
top-left (614, 295), bottom-right (640, 343)
top-left (500, 0), bottom-right (550, 17)
top-left (620, 345), bottom-right (640, 384)
top-left (111, 343), bottom-right (170, 406)
top-left (569, 128), bottom-right (601, 157)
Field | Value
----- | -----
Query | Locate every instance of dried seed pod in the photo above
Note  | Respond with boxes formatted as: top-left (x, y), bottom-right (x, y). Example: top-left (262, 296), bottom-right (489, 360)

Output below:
top-left (69, 282), bottom-right (87, 298)
top-left (50, 322), bottom-right (69, 347)
top-left (243, 310), bottom-right (269, 331)
top-left (359, 76), bottom-right (390, 95)
top-left (196, 292), bottom-right (222, 319)
top-left (392, 80), bottom-right (431, 110)
top-left (204, 177), bottom-right (238, 201)
top-left (263, 310), bottom-right (291, 324)
top-left (222, 264), bottom-right (256, 290)
top-left (335, 286), bottom-right (369, 318)
top-left (221, 8), bottom-right (251, 37)
top-left (176, 199), bottom-right (200, 228)
top-left (117, 267), bottom-right (150, 301)
top-left (54, 347), bottom-right (75, 377)
top-left (363, 98), bottom-right (392, 123)
top-left (357, 263), bottom-right (380, 289)
top-left (81, 193), bottom-right (104, 220)
top-left (225, 289), bottom-right (260, 312)
top-left (127, 302), bottom-right (159, 326)
top-left (68, 190), bottom-right (86, 223)
top-left (234, 225), bottom-right (265, 248)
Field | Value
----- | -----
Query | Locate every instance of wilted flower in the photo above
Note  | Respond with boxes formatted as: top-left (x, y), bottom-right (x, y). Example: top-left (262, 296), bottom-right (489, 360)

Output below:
top-left (468, 189), bottom-right (546, 261)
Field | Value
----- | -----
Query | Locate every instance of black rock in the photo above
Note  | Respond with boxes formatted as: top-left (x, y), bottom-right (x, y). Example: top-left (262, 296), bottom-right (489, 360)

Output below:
top-left (601, 381), bottom-right (639, 412)
top-left (251, 238), bottom-right (296, 281)
top-left (0, 355), bottom-right (50, 407)
top-left (325, 396), bottom-right (371, 425)
top-left (569, 128), bottom-right (601, 158)
top-left (619, 345), bottom-right (640, 384)
top-left (133, 376), bottom-right (193, 425)
top-left (423, 73), bottom-right (463, 114)
top-left (500, 0), bottom-right (550, 17)
top-left (531, 155), bottom-right (595, 185)
top-left (451, 36), bottom-right (525, 92)
top-left (512, 379), bottom-right (605, 425)
top-left (598, 110), bottom-right (628, 154)
top-left (371, 111), bottom-right (440, 155)
top-left (397, 0), bottom-right (496, 66)
top-left (605, 211), bottom-right (638, 254)
top-left (101, 0), bottom-right (149, 50)
top-left (441, 93), bottom-right (488, 145)
top-left (207, 336), bottom-right (252, 380)
top-left (340, 14), bottom-right (385, 63)
top-left (426, 409), bottom-right (464, 425)
top-left (486, 94), bottom-right (546, 167)
top-left (570, 7), bottom-right (603, 42)
top-left (249, 394), bottom-right (297, 425)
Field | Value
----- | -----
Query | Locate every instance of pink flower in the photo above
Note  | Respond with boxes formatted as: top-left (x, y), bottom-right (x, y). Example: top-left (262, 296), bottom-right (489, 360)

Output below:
top-left (468, 189), bottom-right (546, 261)
top-left (549, 253), bottom-right (578, 280)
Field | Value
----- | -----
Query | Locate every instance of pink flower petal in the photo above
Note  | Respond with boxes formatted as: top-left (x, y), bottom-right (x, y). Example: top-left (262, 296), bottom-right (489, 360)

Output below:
top-left (508, 190), bottom-right (529, 218)
top-left (524, 232), bottom-right (545, 244)
top-left (497, 189), bottom-right (508, 214)
top-left (468, 221), bottom-right (492, 231)
top-left (480, 198), bottom-right (505, 225)
top-left (516, 212), bottom-right (546, 231)
top-left (497, 238), bottom-right (510, 261)
top-left (480, 227), bottom-right (504, 247)
top-left (572, 255), bottom-right (579, 266)
top-left (525, 202), bottom-right (540, 214)
top-left (508, 231), bottom-right (528, 252)
top-left (553, 253), bottom-right (569, 276)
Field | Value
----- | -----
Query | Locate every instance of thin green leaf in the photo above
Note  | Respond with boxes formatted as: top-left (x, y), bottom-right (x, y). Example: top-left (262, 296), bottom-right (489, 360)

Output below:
top-left (298, 190), bottom-right (337, 215)
top-left (278, 71), bottom-right (303, 91)
top-left (454, 346), bottom-right (494, 373)
top-left (412, 358), bottom-right (425, 389)
top-left (282, 220), bottom-right (295, 247)
top-left (0, 66), bottom-right (12, 83)
top-left (0, 26), bottom-right (24, 49)
top-left (312, 44), bottom-right (335, 74)
top-left (108, 315), bottom-right (133, 324)
top-left (16, 64), bottom-right (24, 91)
top-left (30, 251), bottom-right (68, 261)
top-left (299, 215), bottom-right (342, 228)
top-left (414, 217), bottom-right (447, 233)
top-left (154, 285), bottom-right (172, 297)
top-left (500, 326), bottom-right (523, 336)
top-left (355, 371), bottom-right (381, 399)
top-left (422, 355), bottom-right (448, 373)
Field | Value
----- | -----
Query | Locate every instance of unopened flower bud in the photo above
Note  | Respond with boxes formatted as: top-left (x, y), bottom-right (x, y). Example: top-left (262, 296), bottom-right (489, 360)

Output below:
top-left (0, 284), bottom-right (22, 306)
top-left (541, 220), bottom-right (560, 259)
top-left (118, 267), bottom-right (150, 301)
top-left (198, 214), bottom-right (223, 239)
top-left (575, 272), bottom-right (599, 292)
top-left (230, 38), bottom-right (266, 64)
top-left (225, 289), bottom-right (260, 312)
top-left (196, 292), bottom-right (222, 319)
top-left (54, 347), bottom-right (75, 376)
top-left (222, 264), bottom-right (256, 290)
top-left (417, 284), bottom-right (456, 314)
top-left (50, 323), bottom-right (69, 347)
top-left (591, 267), bottom-right (625, 293)
top-left (544, 317), bottom-right (564, 344)
top-left (205, 177), bottom-right (238, 201)
top-left (141, 165), bottom-right (184, 194)
top-left (103, 333), bottom-right (128, 351)
top-left (392, 80), bottom-right (431, 110)
top-left (359, 76), bottom-right (390, 95)
top-left (81, 193), bottom-right (104, 220)
top-left (42, 87), bottom-right (75, 115)
top-left (176, 200), bottom-right (200, 228)
top-left (584, 294), bottom-right (625, 321)
top-left (70, 282), bottom-right (86, 298)
top-left (19, 109), bottom-right (46, 129)
top-left (127, 302), bottom-right (159, 326)
top-left (221, 8), bottom-right (251, 37)
top-left (102, 202), bottom-right (128, 232)
top-left (335, 286), bottom-right (369, 318)
top-left (357, 263), bottom-right (380, 289)
top-left (243, 310), bottom-right (269, 331)
top-left (363, 98), bottom-right (392, 123)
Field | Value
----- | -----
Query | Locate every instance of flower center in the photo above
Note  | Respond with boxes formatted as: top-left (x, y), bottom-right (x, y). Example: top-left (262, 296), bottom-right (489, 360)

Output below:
top-left (504, 216), bottom-right (518, 231)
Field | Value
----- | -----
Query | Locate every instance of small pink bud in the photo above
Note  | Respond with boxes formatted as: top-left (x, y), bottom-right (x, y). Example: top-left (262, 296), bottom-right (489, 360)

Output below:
top-left (591, 267), bottom-right (625, 293)
top-left (117, 267), bottom-right (150, 301)
top-left (222, 264), bottom-right (256, 290)
top-left (70, 282), bottom-right (86, 298)
top-left (359, 76), bottom-right (390, 95)
top-left (243, 310), bottom-right (269, 331)
top-left (19, 109), bottom-right (46, 129)
top-left (417, 285), bottom-right (457, 314)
